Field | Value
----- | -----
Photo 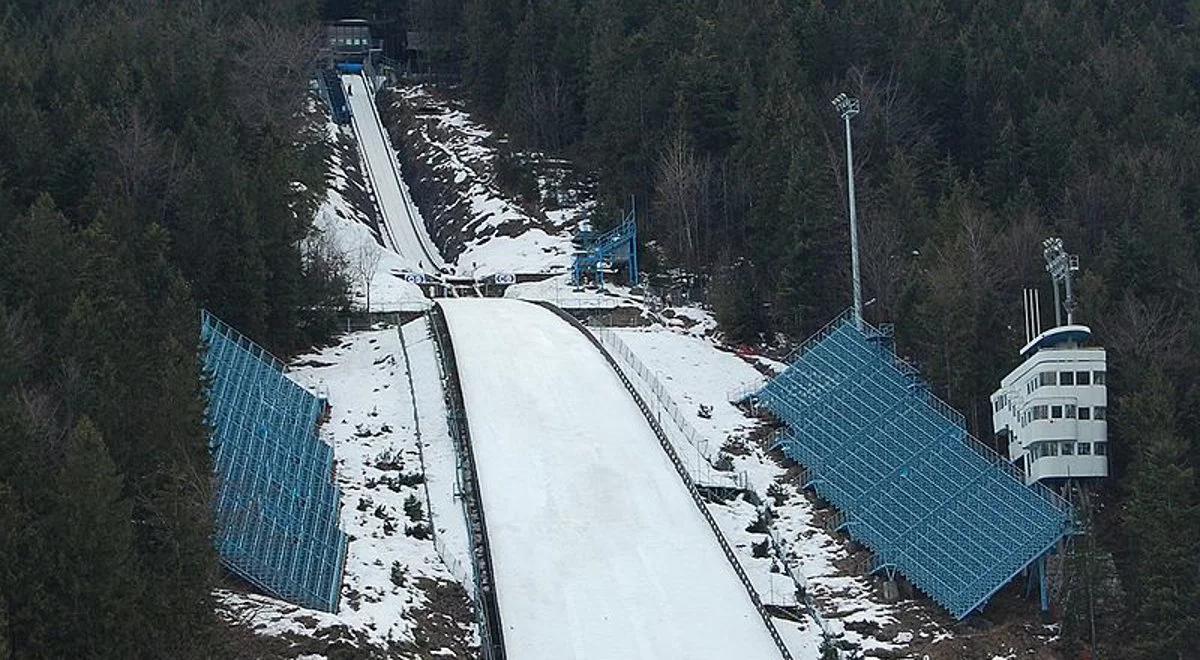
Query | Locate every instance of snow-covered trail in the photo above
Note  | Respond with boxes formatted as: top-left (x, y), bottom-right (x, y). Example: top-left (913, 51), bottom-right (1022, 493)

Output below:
top-left (343, 74), bottom-right (446, 273)
top-left (439, 298), bottom-right (782, 660)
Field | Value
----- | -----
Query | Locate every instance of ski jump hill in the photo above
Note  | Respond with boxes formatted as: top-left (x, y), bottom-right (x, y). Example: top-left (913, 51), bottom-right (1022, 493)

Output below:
top-left (343, 73), bottom-right (444, 273)
top-left (438, 298), bottom-right (785, 659)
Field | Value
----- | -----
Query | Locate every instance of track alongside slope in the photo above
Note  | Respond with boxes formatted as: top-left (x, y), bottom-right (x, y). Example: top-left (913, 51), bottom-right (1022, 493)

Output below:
top-left (343, 73), bottom-right (445, 273)
top-left (439, 298), bottom-right (783, 659)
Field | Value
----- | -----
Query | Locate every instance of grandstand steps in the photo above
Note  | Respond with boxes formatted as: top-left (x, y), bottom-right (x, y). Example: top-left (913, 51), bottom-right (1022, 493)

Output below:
top-left (754, 311), bottom-right (1074, 620)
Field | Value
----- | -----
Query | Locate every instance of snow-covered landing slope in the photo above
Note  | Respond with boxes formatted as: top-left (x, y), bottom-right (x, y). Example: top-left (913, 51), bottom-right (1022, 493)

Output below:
top-left (344, 74), bottom-right (445, 273)
top-left (439, 299), bottom-right (781, 660)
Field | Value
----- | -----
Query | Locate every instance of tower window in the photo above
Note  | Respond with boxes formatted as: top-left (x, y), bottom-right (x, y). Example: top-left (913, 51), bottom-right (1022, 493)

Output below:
top-left (1040, 371), bottom-right (1057, 387)
top-left (1066, 404), bottom-right (1077, 418)
top-left (1051, 405), bottom-right (1063, 419)
top-left (1076, 371), bottom-right (1091, 385)
top-left (1078, 442), bottom-right (1092, 455)
top-left (1078, 407), bottom-right (1091, 420)
top-left (1094, 406), bottom-right (1107, 420)
top-left (1061, 442), bottom-right (1074, 455)
top-left (1094, 371), bottom-right (1106, 385)
top-left (1094, 442), bottom-right (1108, 456)
top-left (1060, 371), bottom-right (1075, 385)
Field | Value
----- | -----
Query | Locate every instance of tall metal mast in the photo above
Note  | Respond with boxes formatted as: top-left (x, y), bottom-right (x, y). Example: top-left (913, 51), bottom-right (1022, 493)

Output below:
top-left (1042, 237), bottom-right (1080, 326)
top-left (833, 93), bottom-right (863, 327)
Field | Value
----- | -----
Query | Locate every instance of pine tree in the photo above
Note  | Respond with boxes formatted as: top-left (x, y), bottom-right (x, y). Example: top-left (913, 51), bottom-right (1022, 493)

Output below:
top-left (1118, 368), bottom-right (1200, 658)
top-left (42, 417), bottom-right (142, 658)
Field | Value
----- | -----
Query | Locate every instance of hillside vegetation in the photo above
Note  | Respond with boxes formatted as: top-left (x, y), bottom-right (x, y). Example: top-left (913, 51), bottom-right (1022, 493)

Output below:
top-left (389, 1), bottom-right (1199, 656)
top-left (0, 2), bottom-right (345, 657)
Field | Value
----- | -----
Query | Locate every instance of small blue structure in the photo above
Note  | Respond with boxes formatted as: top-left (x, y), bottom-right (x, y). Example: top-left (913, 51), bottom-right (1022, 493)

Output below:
top-left (755, 310), bottom-right (1073, 619)
top-left (200, 311), bottom-right (347, 612)
top-left (318, 69), bottom-right (352, 125)
top-left (572, 207), bottom-right (639, 287)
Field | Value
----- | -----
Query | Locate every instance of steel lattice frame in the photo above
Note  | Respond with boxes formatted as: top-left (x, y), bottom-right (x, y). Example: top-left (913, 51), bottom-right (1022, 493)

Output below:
top-left (201, 311), bottom-right (347, 612)
top-left (757, 311), bottom-right (1072, 619)
top-left (572, 209), bottom-right (639, 287)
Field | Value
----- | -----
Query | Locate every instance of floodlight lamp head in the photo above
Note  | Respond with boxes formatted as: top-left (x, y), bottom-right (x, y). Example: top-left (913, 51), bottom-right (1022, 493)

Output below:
top-left (832, 93), bottom-right (859, 119)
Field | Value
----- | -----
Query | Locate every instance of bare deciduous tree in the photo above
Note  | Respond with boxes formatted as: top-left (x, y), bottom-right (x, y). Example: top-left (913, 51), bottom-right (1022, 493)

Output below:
top-left (354, 241), bottom-right (383, 313)
top-left (1100, 293), bottom-right (1186, 371)
top-left (229, 17), bottom-right (323, 135)
top-left (654, 129), bottom-right (714, 267)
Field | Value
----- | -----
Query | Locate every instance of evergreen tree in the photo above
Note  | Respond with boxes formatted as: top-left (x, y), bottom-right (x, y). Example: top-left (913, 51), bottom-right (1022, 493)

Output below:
top-left (1118, 369), bottom-right (1200, 658)
top-left (42, 418), bottom-right (142, 659)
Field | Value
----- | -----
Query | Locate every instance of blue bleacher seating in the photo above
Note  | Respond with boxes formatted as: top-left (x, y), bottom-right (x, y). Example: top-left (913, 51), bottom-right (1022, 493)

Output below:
top-left (201, 311), bottom-right (347, 612)
top-left (757, 311), bottom-right (1072, 619)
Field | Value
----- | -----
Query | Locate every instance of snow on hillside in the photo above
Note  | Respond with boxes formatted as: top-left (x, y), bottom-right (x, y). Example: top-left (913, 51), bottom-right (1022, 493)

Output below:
top-left (315, 118), bottom-right (428, 313)
top-left (217, 326), bottom-right (475, 659)
top-left (503, 273), bottom-right (639, 310)
top-left (384, 85), bottom-right (589, 276)
top-left (609, 323), bottom-right (950, 658)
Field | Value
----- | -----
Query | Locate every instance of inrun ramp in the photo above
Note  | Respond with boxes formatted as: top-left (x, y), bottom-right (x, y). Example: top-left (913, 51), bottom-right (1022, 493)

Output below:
top-left (440, 299), bottom-right (782, 659)
top-left (756, 311), bottom-right (1073, 619)
top-left (200, 311), bottom-right (347, 612)
top-left (343, 73), bottom-right (445, 272)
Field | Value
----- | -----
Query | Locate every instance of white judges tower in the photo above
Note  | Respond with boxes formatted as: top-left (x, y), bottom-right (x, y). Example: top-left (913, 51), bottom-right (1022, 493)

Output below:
top-left (990, 239), bottom-right (1109, 485)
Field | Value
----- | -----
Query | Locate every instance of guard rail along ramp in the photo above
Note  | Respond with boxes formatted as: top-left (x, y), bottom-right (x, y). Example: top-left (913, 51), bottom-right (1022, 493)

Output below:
top-left (588, 325), bottom-right (837, 651)
top-left (438, 298), bottom-right (785, 659)
top-left (750, 309), bottom-right (1074, 619)
top-left (199, 311), bottom-right (348, 612)
top-left (343, 73), bottom-right (444, 272)
top-left (426, 304), bottom-right (506, 660)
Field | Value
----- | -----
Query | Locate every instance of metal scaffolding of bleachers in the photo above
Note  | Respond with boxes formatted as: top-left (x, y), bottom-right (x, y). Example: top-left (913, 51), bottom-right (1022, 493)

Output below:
top-left (200, 311), bottom-right (347, 612)
top-left (755, 310), bottom-right (1073, 619)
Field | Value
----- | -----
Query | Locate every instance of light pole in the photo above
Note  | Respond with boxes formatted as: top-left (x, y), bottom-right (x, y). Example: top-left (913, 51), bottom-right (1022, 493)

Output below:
top-left (832, 92), bottom-right (863, 328)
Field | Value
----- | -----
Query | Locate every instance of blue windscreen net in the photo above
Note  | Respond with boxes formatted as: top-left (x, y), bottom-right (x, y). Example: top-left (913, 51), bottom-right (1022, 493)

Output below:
top-left (200, 311), bottom-right (347, 612)
top-left (757, 311), bottom-right (1072, 619)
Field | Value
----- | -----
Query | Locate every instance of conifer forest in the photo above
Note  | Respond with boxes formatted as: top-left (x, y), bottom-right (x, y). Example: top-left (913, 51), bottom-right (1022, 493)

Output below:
top-left (2, 1), bottom-right (1199, 658)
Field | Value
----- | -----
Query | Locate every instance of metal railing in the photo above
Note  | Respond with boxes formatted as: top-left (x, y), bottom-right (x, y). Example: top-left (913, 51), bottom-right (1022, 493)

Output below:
top-left (395, 316), bottom-right (475, 597)
top-left (589, 323), bottom-right (841, 654)
top-left (427, 304), bottom-right (506, 660)
top-left (536, 302), bottom-right (794, 660)
top-left (591, 328), bottom-right (741, 488)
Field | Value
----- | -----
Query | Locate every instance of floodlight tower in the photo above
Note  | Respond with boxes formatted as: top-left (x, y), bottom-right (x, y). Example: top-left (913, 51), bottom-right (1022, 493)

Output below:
top-left (1042, 237), bottom-right (1080, 326)
top-left (832, 92), bottom-right (863, 327)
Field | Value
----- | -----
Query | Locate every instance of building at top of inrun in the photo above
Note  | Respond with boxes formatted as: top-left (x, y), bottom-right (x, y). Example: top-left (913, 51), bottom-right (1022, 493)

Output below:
top-left (990, 238), bottom-right (1109, 486)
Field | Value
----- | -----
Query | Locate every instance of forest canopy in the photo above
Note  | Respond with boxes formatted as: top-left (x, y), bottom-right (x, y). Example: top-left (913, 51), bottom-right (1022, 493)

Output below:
top-left (0, 1), bottom-right (344, 657)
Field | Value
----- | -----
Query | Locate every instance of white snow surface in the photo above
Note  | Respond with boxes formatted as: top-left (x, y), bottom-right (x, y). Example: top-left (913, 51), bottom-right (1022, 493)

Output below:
top-left (314, 207), bottom-right (429, 313)
top-left (503, 273), bottom-right (636, 310)
top-left (344, 74), bottom-right (446, 273)
top-left (217, 326), bottom-right (474, 653)
top-left (439, 298), bottom-right (782, 660)
top-left (610, 324), bottom-right (949, 657)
